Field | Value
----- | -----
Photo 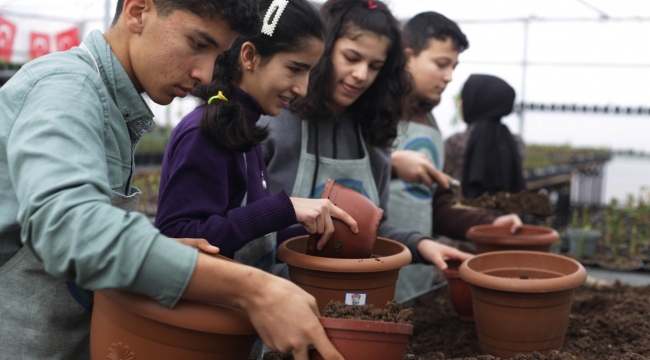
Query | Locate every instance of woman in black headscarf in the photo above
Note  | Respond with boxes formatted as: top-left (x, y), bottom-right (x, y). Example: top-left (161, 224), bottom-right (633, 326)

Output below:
top-left (444, 74), bottom-right (525, 198)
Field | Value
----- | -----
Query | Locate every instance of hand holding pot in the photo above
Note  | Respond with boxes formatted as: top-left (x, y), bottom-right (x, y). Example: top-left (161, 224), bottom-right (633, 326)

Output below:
top-left (290, 197), bottom-right (359, 249)
top-left (391, 149), bottom-right (450, 188)
top-left (491, 213), bottom-right (523, 234)
top-left (416, 239), bottom-right (473, 270)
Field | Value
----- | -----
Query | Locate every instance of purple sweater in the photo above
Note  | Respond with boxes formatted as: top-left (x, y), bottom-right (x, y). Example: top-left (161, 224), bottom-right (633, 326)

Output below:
top-left (155, 88), bottom-right (297, 258)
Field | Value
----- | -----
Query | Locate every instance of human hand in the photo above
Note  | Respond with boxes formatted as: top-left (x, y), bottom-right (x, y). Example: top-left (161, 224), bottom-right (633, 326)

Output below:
top-left (391, 150), bottom-right (450, 188)
top-left (173, 238), bottom-right (220, 255)
top-left (416, 239), bottom-right (473, 270)
top-left (244, 275), bottom-right (343, 360)
top-left (290, 197), bottom-right (358, 250)
top-left (492, 214), bottom-right (523, 234)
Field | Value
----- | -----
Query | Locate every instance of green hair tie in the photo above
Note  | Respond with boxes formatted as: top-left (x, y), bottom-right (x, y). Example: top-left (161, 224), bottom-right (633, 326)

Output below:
top-left (208, 91), bottom-right (228, 104)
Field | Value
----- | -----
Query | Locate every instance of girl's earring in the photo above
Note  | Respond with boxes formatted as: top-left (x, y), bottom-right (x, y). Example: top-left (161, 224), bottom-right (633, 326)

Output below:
top-left (247, 66), bottom-right (252, 71)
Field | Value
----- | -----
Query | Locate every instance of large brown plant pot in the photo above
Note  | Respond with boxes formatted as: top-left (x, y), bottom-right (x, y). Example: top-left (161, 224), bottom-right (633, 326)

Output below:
top-left (459, 251), bottom-right (587, 357)
top-left (309, 317), bottom-right (413, 360)
top-left (443, 260), bottom-right (474, 322)
top-left (307, 179), bottom-right (384, 259)
top-left (90, 256), bottom-right (258, 360)
top-left (466, 224), bottom-right (559, 254)
top-left (278, 236), bottom-right (412, 311)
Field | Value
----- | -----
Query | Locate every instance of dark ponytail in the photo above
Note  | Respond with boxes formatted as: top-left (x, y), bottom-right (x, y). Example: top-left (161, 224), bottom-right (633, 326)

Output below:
top-left (192, 0), bottom-right (325, 152)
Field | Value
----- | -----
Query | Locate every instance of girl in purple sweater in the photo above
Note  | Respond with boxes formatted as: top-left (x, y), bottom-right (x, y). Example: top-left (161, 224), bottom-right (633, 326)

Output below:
top-left (155, 0), bottom-right (357, 271)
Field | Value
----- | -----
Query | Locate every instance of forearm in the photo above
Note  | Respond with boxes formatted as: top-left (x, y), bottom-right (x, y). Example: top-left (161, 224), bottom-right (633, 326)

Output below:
top-left (182, 252), bottom-right (270, 309)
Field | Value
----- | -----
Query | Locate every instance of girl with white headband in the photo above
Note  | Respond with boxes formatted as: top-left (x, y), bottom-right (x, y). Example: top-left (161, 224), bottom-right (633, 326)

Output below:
top-left (156, 0), bottom-right (358, 273)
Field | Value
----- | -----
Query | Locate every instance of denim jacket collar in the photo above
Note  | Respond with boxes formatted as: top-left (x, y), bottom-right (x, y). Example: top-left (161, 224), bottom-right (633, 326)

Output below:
top-left (83, 30), bottom-right (154, 128)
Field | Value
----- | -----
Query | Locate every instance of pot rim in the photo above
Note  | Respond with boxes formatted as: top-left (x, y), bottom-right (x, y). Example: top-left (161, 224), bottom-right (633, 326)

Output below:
top-left (466, 224), bottom-right (559, 246)
top-left (277, 236), bottom-right (412, 272)
top-left (459, 250), bottom-right (587, 293)
top-left (318, 316), bottom-right (413, 335)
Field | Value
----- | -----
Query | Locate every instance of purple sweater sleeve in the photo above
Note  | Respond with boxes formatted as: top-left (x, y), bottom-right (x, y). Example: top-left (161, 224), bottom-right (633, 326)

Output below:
top-left (155, 122), bottom-right (297, 258)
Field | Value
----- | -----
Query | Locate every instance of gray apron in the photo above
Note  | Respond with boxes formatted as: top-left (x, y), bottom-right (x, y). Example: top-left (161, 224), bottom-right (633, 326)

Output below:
top-left (274, 119), bottom-right (381, 301)
top-left (0, 43), bottom-right (142, 360)
top-left (387, 117), bottom-right (445, 301)
top-left (0, 190), bottom-right (141, 360)
top-left (233, 152), bottom-right (277, 273)
top-left (291, 120), bottom-right (380, 205)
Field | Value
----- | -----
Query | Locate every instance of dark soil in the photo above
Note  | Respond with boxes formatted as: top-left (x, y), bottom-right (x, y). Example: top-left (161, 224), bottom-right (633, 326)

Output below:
top-left (321, 300), bottom-right (412, 324)
top-left (461, 190), bottom-right (554, 217)
top-left (408, 283), bottom-right (650, 360)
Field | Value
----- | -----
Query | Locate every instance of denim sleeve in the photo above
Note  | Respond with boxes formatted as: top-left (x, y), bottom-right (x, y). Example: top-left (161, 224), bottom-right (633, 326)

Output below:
top-left (6, 74), bottom-right (196, 307)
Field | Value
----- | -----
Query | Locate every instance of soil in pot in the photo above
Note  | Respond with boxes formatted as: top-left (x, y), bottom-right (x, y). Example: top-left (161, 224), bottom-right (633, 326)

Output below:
top-left (262, 301), bottom-right (413, 360)
top-left (408, 283), bottom-right (650, 359)
top-left (460, 190), bottom-right (554, 218)
top-left (466, 224), bottom-right (559, 253)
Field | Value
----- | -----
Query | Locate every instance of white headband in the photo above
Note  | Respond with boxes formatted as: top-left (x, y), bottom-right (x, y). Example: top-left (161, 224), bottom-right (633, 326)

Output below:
top-left (261, 0), bottom-right (289, 37)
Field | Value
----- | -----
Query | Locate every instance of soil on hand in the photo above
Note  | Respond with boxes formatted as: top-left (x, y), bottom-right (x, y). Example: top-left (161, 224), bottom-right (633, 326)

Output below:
top-left (461, 190), bottom-right (554, 217)
top-left (408, 283), bottom-right (650, 360)
top-left (322, 300), bottom-right (413, 324)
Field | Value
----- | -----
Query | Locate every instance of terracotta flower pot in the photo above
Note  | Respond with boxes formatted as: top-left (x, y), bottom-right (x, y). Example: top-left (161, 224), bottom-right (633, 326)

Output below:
top-left (90, 255), bottom-right (258, 360)
top-left (277, 236), bottom-right (412, 310)
top-left (307, 179), bottom-right (383, 258)
top-left (460, 250), bottom-right (587, 357)
top-left (466, 224), bottom-right (559, 254)
top-left (443, 260), bottom-right (474, 322)
top-left (308, 317), bottom-right (413, 360)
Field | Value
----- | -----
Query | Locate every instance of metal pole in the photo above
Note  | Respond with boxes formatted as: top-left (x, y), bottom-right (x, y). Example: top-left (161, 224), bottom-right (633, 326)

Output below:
top-left (519, 18), bottom-right (530, 140)
top-left (104, 0), bottom-right (112, 30)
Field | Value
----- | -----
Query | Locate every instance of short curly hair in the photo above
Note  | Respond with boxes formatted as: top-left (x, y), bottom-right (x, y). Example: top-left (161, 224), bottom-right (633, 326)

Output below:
top-left (112, 0), bottom-right (260, 37)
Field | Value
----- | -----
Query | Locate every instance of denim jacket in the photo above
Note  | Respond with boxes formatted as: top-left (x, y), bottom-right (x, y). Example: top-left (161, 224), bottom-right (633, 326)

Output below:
top-left (0, 30), bottom-right (197, 308)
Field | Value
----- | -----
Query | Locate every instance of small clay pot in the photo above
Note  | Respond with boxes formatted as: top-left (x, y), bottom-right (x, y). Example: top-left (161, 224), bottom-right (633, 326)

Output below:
top-left (566, 228), bottom-right (600, 258)
top-left (443, 260), bottom-right (473, 322)
top-left (466, 224), bottom-right (559, 254)
top-left (278, 236), bottom-right (412, 311)
top-left (306, 179), bottom-right (383, 258)
top-left (460, 250), bottom-right (587, 357)
top-left (308, 317), bottom-right (413, 360)
top-left (90, 254), bottom-right (258, 360)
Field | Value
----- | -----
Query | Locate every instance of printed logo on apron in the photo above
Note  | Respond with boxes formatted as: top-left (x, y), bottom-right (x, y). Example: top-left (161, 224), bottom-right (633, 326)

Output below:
top-left (401, 136), bottom-right (440, 200)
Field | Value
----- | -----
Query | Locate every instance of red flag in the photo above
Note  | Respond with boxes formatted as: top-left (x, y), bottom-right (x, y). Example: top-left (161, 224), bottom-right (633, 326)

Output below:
top-left (0, 16), bottom-right (17, 62)
top-left (30, 32), bottom-right (51, 59)
top-left (55, 27), bottom-right (79, 52)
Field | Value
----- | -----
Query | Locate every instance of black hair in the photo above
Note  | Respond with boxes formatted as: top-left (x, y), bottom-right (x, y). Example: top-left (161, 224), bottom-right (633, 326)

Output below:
top-left (112, 0), bottom-right (260, 36)
top-left (192, 0), bottom-right (325, 152)
top-left (403, 11), bottom-right (469, 117)
top-left (290, 0), bottom-right (409, 148)
top-left (403, 11), bottom-right (469, 55)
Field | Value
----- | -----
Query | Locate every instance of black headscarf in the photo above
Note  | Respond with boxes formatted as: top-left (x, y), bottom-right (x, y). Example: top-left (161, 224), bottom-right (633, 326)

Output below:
top-left (460, 74), bottom-right (525, 198)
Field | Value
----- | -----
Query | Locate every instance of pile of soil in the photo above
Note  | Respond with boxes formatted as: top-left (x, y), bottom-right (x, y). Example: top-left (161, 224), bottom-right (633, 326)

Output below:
top-left (409, 283), bottom-right (650, 360)
top-left (461, 190), bottom-right (554, 217)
